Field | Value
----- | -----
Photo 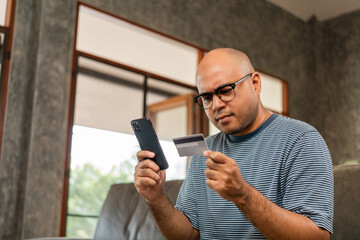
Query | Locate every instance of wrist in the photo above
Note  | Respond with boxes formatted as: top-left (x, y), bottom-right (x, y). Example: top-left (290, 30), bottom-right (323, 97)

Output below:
top-left (146, 191), bottom-right (168, 207)
top-left (234, 181), bottom-right (253, 206)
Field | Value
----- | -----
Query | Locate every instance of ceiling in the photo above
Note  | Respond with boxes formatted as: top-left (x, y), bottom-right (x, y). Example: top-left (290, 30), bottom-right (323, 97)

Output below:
top-left (268, 0), bottom-right (360, 21)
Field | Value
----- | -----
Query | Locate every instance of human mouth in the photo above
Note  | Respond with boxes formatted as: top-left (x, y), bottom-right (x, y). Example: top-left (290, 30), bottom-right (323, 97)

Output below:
top-left (216, 114), bottom-right (232, 123)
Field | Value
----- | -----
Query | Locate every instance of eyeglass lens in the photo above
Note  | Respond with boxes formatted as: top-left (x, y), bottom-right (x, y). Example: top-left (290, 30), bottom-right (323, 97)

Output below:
top-left (199, 85), bottom-right (235, 109)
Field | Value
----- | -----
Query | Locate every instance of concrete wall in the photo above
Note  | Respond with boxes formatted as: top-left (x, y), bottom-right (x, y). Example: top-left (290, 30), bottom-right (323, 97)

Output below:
top-left (315, 11), bottom-right (360, 165)
top-left (0, 0), bottom-right (75, 238)
top-left (0, 0), bottom-right (358, 238)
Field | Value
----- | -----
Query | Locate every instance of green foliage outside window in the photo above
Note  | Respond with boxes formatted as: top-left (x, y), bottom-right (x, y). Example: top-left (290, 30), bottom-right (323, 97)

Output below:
top-left (67, 154), bottom-right (137, 237)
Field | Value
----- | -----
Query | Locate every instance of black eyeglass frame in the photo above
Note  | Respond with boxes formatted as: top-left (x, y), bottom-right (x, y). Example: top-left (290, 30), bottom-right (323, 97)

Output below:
top-left (193, 72), bottom-right (253, 110)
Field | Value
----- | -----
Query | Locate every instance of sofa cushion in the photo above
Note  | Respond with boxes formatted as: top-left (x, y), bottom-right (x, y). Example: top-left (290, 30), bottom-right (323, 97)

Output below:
top-left (94, 180), bottom-right (183, 240)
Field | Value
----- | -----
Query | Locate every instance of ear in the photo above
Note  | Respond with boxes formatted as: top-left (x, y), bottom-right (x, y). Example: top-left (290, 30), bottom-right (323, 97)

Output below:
top-left (251, 72), bottom-right (262, 97)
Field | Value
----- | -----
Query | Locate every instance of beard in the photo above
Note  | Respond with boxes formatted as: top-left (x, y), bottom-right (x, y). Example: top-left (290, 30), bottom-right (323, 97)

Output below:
top-left (214, 103), bottom-right (259, 136)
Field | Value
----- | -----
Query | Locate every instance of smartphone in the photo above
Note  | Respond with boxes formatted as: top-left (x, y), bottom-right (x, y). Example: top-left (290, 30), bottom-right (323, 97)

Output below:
top-left (131, 117), bottom-right (169, 170)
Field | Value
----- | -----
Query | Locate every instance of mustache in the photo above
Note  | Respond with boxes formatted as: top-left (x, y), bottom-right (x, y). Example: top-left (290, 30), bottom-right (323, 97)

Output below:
top-left (214, 110), bottom-right (233, 120)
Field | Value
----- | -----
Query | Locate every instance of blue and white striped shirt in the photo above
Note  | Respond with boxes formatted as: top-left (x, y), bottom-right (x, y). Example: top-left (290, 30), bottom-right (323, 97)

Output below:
top-left (175, 114), bottom-right (334, 239)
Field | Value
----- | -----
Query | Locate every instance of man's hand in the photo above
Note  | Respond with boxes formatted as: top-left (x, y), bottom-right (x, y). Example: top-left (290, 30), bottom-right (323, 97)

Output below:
top-left (134, 150), bottom-right (166, 204)
top-left (204, 151), bottom-right (330, 240)
top-left (204, 151), bottom-right (250, 203)
top-left (134, 150), bottom-right (199, 240)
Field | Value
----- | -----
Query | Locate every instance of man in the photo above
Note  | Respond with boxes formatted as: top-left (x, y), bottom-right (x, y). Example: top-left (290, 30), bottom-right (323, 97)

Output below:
top-left (134, 48), bottom-right (333, 239)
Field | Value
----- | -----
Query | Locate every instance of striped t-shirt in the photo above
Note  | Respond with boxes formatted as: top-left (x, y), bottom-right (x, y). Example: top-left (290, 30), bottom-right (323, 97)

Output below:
top-left (175, 114), bottom-right (334, 239)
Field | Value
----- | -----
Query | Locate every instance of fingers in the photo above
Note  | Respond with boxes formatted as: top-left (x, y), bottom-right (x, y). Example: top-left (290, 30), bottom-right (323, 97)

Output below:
top-left (136, 164), bottom-right (160, 180)
top-left (203, 151), bottom-right (248, 202)
top-left (205, 157), bottom-right (220, 171)
top-left (205, 168), bottom-right (217, 180)
top-left (134, 167), bottom-right (160, 189)
top-left (136, 150), bottom-right (160, 171)
top-left (204, 151), bottom-right (227, 164)
top-left (205, 168), bottom-right (232, 185)
top-left (134, 150), bottom-right (161, 186)
top-left (204, 151), bottom-right (228, 172)
top-left (137, 150), bottom-right (155, 162)
top-left (206, 178), bottom-right (220, 190)
top-left (204, 151), bottom-right (240, 185)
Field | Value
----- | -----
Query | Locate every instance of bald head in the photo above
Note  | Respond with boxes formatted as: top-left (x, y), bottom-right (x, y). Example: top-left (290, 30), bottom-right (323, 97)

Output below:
top-left (195, 48), bottom-right (267, 135)
top-left (197, 48), bottom-right (255, 84)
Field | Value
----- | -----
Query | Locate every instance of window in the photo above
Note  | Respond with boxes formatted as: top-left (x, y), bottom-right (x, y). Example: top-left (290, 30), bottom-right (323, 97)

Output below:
top-left (260, 71), bottom-right (288, 115)
top-left (76, 4), bottom-right (198, 85)
top-left (0, 0), bottom-right (8, 26)
top-left (63, 3), bottom-right (203, 237)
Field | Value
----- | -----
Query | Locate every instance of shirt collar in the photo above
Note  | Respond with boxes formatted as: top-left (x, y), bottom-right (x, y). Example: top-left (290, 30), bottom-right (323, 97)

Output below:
top-left (227, 113), bottom-right (278, 142)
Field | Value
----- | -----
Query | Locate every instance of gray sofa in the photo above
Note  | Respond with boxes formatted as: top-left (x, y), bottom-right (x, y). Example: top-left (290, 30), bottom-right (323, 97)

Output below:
top-left (332, 164), bottom-right (360, 240)
top-left (94, 164), bottom-right (360, 240)
top-left (94, 180), bottom-right (183, 240)
top-left (94, 165), bottom-right (360, 239)
top-left (28, 164), bottom-right (360, 240)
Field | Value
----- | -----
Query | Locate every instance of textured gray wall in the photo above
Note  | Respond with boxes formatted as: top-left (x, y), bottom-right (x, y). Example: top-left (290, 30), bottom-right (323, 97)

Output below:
top-left (0, 0), bottom-right (43, 239)
top-left (0, 0), bottom-right (75, 239)
top-left (21, 0), bottom-right (76, 238)
top-left (316, 11), bottom-right (360, 165)
top-left (0, 0), bottom-right (359, 239)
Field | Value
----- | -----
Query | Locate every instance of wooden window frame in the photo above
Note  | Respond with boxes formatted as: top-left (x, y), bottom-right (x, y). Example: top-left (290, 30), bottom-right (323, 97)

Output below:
top-left (0, 0), bottom-right (16, 164)
top-left (60, 2), bottom-right (206, 236)
top-left (258, 70), bottom-right (289, 116)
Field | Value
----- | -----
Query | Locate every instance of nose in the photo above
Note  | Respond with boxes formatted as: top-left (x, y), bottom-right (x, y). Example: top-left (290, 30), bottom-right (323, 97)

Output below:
top-left (211, 94), bottom-right (226, 110)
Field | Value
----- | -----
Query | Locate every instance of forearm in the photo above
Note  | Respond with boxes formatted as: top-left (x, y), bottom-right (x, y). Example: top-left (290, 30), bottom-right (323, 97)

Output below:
top-left (148, 193), bottom-right (199, 240)
top-left (235, 184), bottom-right (329, 240)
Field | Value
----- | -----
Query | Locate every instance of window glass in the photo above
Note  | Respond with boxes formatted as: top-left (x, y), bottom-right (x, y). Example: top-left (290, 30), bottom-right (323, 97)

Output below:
top-left (156, 106), bottom-right (188, 180)
top-left (147, 79), bottom-right (197, 180)
top-left (75, 57), bottom-right (144, 134)
top-left (77, 5), bottom-right (198, 86)
top-left (0, 0), bottom-right (7, 26)
top-left (67, 4), bottom-right (201, 237)
top-left (260, 72), bottom-right (284, 114)
top-left (0, 31), bottom-right (4, 72)
top-left (68, 57), bottom-right (143, 238)
top-left (66, 215), bottom-right (97, 237)
top-left (68, 57), bottom-right (197, 237)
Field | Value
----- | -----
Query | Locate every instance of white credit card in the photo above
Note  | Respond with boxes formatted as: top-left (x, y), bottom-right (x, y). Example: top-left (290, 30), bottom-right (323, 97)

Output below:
top-left (173, 134), bottom-right (208, 157)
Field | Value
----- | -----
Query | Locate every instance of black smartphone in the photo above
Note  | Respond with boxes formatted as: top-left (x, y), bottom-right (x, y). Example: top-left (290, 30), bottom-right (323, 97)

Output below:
top-left (131, 117), bottom-right (169, 170)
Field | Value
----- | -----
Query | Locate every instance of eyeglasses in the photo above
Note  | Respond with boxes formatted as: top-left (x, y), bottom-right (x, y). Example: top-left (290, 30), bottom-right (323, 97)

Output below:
top-left (193, 73), bottom-right (252, 110)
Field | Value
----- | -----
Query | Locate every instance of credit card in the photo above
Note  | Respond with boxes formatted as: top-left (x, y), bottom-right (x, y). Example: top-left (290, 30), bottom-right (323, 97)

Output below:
top-left (173, 134), bottom-right (208, 157)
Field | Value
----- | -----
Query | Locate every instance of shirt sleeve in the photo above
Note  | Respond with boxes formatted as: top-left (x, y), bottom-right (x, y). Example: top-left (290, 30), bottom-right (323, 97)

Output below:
top-left (282, 130), bottom-right (334, 234)
top-left (174, 155), bottom-right (200, 230)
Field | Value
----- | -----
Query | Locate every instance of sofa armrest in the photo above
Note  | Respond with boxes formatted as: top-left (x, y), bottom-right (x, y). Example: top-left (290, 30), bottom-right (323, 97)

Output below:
top-left (332, 164), bottom-right (360, 239)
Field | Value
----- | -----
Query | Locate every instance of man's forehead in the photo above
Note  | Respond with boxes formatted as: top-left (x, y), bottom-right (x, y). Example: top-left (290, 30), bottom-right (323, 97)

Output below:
top-left (196, 75), bottom-right (230, 94)
top-left (196, 65), bottom-right (244, 90)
